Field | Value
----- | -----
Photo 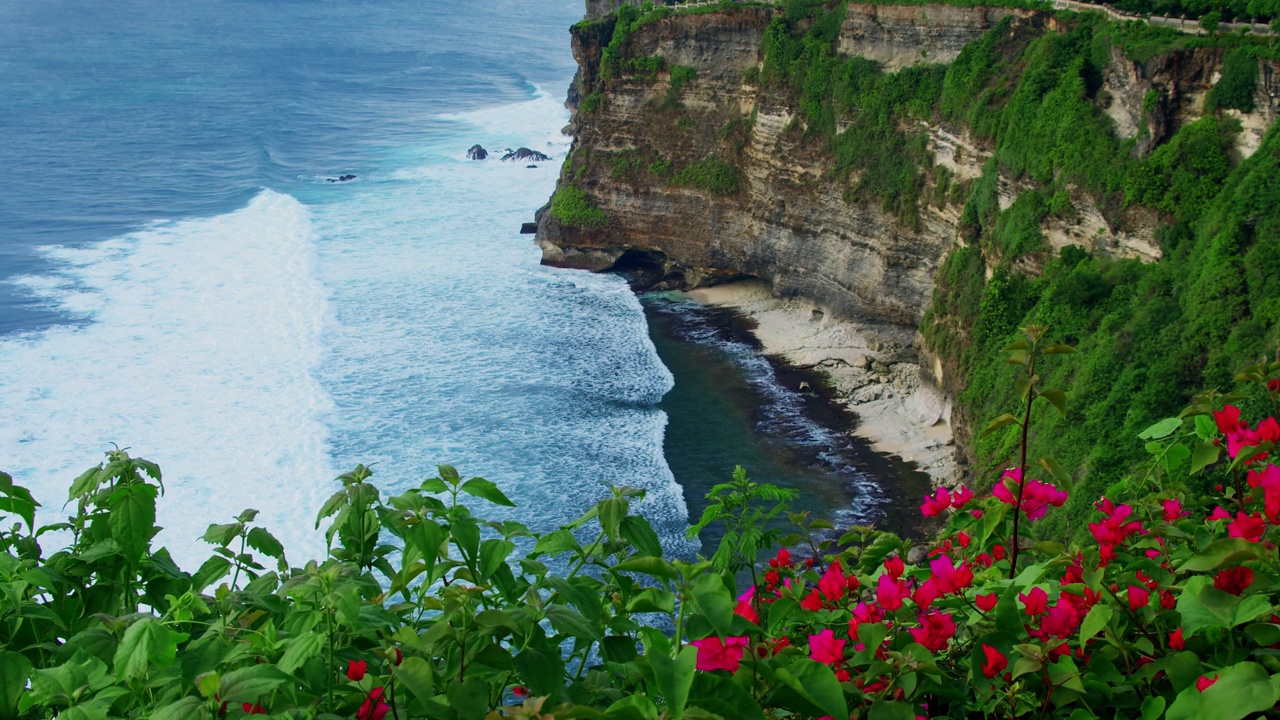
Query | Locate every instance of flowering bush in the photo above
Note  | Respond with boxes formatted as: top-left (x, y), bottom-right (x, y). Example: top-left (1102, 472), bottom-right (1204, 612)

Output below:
top-left (1, 330), bottom-right (1279, 719)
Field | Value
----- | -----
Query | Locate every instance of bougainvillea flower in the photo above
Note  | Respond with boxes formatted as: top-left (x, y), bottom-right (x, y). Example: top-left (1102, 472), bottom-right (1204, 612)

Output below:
top-left (691, 636), bottom-right (749, 673)
top-left (1197, 675), bottom-right (1218, 692)
top-left (357, 688), bottom-right (390, 720)
top-left (976, 593), bottom-right (999, 612)
top-left (908, 611), bottom-right (956, 652)
top-left (955, 530), bottom-right (972, 548)
top-left (1214, 566), bottom-right (1255, 595)
top-left (808, 628), bottom-right (846, 666)
top-left (1160, 590), bottom-right (1176, 610)
top-left (992, 544), bottom-right (1006, 561)
top-left (885, 555), bottom-right (905, 580)
top-left (953, 485), bottom-right (974, 508)
top-left (769, 548), bottom-right (792, 568)
top-left (921, 487), bottom-right (952, 517)
top-left (1163, 499), bottom-right (1189, 522)
top-left (981, 645), bottom-right (1008, 678)
top-left (1247, 464), bottom-right (1280, 488)
top-left (929, 555), bottom-right (973, 594)
top-left (347, 659), bottom-right (367, 682)
top-left (1228, 512), bottom-right (1266, 542)
top-left (993, 468), bottom-right (1068, 521)
top-left (1215, 406), bottom-right (1242, 435)
top-left (243, 704), bottom-right (266, 715)
top-left (1127, 585), bottom-right (1150, 611)
top-left (1207, 506), bottom-right (1232, 521)
top-left (1269, 379), bottom-right (1280, 393)
top-left (819, 560), bottom-right (849, 603)
top-left (1019, 587), bottom-right (1049, 616)
top-left (1169, 628), bottom-right (1185, 651)
top-left (800, 589), bottom-right (824, 611)
top-left (1089, 503), bottom-right (1144, 546)
top-left (877, 573), bottom-right (909, 611)
top-left (734, 599), bottom-right (759, 624)
top-left (913, 577), bottom-right (939, 611)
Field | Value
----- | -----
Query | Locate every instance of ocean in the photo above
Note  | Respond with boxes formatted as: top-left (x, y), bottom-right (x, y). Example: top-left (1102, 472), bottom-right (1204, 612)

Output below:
top-left (0, 0), bottom-right (924, 569)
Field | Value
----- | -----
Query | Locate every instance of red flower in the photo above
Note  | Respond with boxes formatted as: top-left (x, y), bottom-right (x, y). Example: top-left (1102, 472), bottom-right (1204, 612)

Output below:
top-left (769, 548), bottom-right (792, 568)
top-left (1163, 499), bottom-right (1188, 522)
top-left (976, 593), bottom-right (999, 612)
top-left (347, 659), bottom-right (367, 682)
top-left (992, 544), bottom-right (1006, 561)
top-left (908, 611), bottom-right (956, 652)
top-left (818, 560), bottom-right (849, 603)
top-left (1214, 566), bottom-right (1255, 595)
top-left (1197, 675), bottom-right (1218, 692)
top-left (1128, 585), bottom-right (1150, 612)
top-left (1207, 506), bottom-right (1232, 522)
top-left (808, 628), bottom-right (846, 666)
top-left (877, 573), bottom-right (909, 611)
top-left (1269, 379), bottom-right (1280, 393)
top-left (242, 704), bottom-right (266, 715)
top-left (981, 644), bottom-right (1008, 678)
top-left (921, 487), bottom-right (952, 517)
top-left (884, 556), bottom-right (905, 580)
top-left (835, 668), bottom-right (851, 683)
top-left (1228, 512), bottom-right (1266, 542)
top-left (929, 555), bottom-right (973, 595)
top-left (357, 688), bottom-right (390, 720)
top-left (690, 636), bottom-right (749, 673)
top-left (512, 686), bottom-right (529, 698)
top-left (734, 599), bottom-right (759, 624)
top-left (953, 485), bottom-right (974, 508)
top-left (1020, 587), bottom-right (1049, 616)
top-left (800, 589), bottom-right (824, 611)
top-left (1215, 406), bottom-right (1241, 435)
top-left (1169, 628), bottom-right (1185, 651)
top-left (1160, 590), bottom-right (1176, 610)
top-left (1090, 503), bottom-right (1145, 547)
top-left (913, 577), bottom-right (939, 611)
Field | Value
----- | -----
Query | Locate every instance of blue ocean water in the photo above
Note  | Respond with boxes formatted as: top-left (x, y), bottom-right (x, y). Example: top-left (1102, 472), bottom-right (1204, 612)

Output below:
top-left (0, 0), bottom-right (700, 565)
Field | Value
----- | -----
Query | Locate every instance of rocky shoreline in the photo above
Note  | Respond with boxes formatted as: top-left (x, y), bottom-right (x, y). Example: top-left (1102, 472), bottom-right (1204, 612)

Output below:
top-left (685, 280), bottom-right (959, 488)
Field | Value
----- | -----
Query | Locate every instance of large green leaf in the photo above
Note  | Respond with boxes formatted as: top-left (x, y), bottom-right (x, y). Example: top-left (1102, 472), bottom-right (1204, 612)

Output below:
top-left (627, 587), bottom-right (675, 614)
top-left (647, 645), bottom-right (696, 720)
top-left (459, 477), bottom-right (515, 507)
top-left (605, 694), bottom-right (658, 720)
top-left (109, 484), bottom-right (157, 564)
top-left (688, 672), bottom-right (764, 720)
top-left (396, 657), bottom-right (435, 705)
top-left (1200, 662), bottom-right (1280, 720)
top-left (869, 700), bottom-right (916, 720)
top-left (112, 618), bottom-right (171, 682)
top-left (0, 651), bottom-right (31, 720)
top-left (613, 556), bottom-right (678, 581)
top-left (1179, 538), bottom-right (1270, 573)
top-left (217, 664), bottom-right (288, 705)
top-left (773, 659), bottom-right (847, 720)
top-left (534, 529), bottom-right (580, 556)
top-left (546, 604), bottom-right (602, 641)
top-left (276, 632), bottom-right (325, 675)
top-left (246, 527), bottom-right (284, 559)
top-left (514, 646), bottom-right (565, 697)
top-left (151, 696), bottom-right (210, 720)
top-left (620, 516), bottom-right (663, 557)
top-left (1139, 417), bottom-right (1182, 440)
top-left (690, 574), bottom-right (734, 637)
top-left (1078, 605), bottom-right (1112, 645)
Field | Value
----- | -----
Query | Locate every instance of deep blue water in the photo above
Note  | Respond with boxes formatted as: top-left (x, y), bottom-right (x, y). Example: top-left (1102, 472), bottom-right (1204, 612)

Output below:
top-left (0, 0), bottom-right (919, 567)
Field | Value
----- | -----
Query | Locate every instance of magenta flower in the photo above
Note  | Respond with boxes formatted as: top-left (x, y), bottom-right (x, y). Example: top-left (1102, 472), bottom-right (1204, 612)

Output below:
top-left (690, 636), bottom-right (749, 673)
top-left (876, 573), bottom-right (909, 611)
top-left (920, 487), bottom-right (952, 517)
top-left (808, 628), bottom-right (846, 666)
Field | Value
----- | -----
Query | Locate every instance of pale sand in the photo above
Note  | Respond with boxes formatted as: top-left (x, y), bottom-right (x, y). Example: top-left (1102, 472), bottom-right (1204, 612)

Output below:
top-left (686, 280), bottom-right (959, 486)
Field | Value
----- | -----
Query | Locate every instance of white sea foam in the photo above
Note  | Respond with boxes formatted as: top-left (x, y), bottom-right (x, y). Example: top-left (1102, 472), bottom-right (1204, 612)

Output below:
top-left (0, 190), bottom-right (335, 566)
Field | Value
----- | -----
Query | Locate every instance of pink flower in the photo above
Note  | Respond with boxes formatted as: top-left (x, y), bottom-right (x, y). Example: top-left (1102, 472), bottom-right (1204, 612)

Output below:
top-left (884, 556), bottom-right (905, 580)
top-left (994, 468), bottom-right (1067, 521)
top-left (981, 644), bottom-right (1007, 678)
top-left (1128, 585), bottom-right (1150, 612)
top-left (1207, 506), bottom-right (1232, 521)
top-left (976, 593), bottom-right (998, 612)
top-left (953, 485), bottom-right (974, 508)
top-left (921, 487), bottom-right (952, 517)
top-left (913, 577), bottom-right (939, 611)
top-left (357, 688), bottom-right (390, 720)
top-left (929, 555), bottom-right (973, 595)
top-left (908, 611), bottom-right (956, 652)
top-left (1169, 628), bottom-right (1185, 651)
top-left (819, 560), bottom-right (849, 603)
top-left (690, 636), bottom-right (749, 673)
top-left (808, 628), bottom-right (846, 666)
top-left (1214, 566), bottom-right (1254, 595)
top-left (734, 599), bottom-right (759, 624)
top-left (1197, 675), bottom-right (1218, 692)
top-left (1020, 587), bottom-right (1049, 616)
top-left (1228, 512), bottom-right (1266, 542)
top-left (877, 573), bottom-right (909, 611)
top-left (1163, 499), bottom-right (1188, 522)
top-left (347, 659), bottom-right (367, 682)
top-left (1090, 502), bottom-right (1144, 547)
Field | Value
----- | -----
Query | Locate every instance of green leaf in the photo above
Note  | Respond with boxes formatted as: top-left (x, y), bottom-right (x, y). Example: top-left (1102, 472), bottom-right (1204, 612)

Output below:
top-left (245, 526), bottom-right (284, 559)
top-left (1191, 440), bottom-right (1222, 474)
top-left (113, 619), bottom-right (165, 682)
top-left (1179, 538), bottom-right (1270, 573)
top-left (613, 556), bottom-right (678, 580)
top-left (514, 646), bottom-right (565, 698)
top-left (277, 632), bottom-right (324, 675)
top-left (151, 697), bottom-right (210, 720)
top-left (690, 574), bottom-right (734, 637)
top-left (0, 651), bottom-right (31, 720)
top-left (605, 695), bottom-right (659, 720)
top-left (1245, 622), bottom-right (1280, 646)
top-left (191, 556), bottom-right (231, 592)
top-left (774, 659), bottom-right (848, 720)
top-left (1040, 389), bottom-right (1068, 416)
top-left (688, 672), bottom-right (764, 720)
top-left (648, 645), bottom-right (697, 720)
top-left (109, 484), bottom-right (157, 564)
top-left (478, 539), bottom-right (515, 580)
top-left (451, 518), bottom-right (480, 559)
top-left (396, 657), bottom-right (435, 705)
top-left (218, 664), bottom-right (288, 705)
top-left (447, 676), bottom-right (489, 720)
top-left (620, 515), bottom-right (663, 557)
top-left (869, 700), bottom-right (916, 720)
top-left (535, 529), bottom-right (581, 556)
top-left (546, 604), bottom-right (602, 641)
top-left (1139, 417), bottom-right (1183, 440)
top-left (1041, 344), bottom-right (1077, 355)
top-left (459, 477), bottom-right (515, 507)
top-left (1140, 696), bottom-right (1167, 720)
top-left (1165, 685), bottom-right (1200, 720)
top-left (1161, 443), bottom-right (1192, 473)
top-left (982, 413), bottom-right (1020, 438)
top-left (1078, 604), bottom-right (1112, 645)
top-left (1195, 414), bottom-right (1218, 440)
top-left (0, 497), bottom-right (36, 533)
top-left (1163, 651), bottom-right (1204, 692)
top-left (627, 588), bottom-right (675, 614)
top-left (195, 672), bottom-right (220, 699)
top-left (1200, 662), bottom-right (1280, 720)
top-left (1048, 655), bottom-right (1086, 693)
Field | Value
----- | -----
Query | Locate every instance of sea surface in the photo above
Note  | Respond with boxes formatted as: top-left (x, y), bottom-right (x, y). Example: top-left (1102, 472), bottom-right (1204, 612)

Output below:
top-left (0, 0), bottom-right (925, 569)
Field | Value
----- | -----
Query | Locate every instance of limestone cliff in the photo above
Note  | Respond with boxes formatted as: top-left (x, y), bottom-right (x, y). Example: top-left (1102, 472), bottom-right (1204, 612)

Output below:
top-left (535, 2), bottom-right (1280, 484)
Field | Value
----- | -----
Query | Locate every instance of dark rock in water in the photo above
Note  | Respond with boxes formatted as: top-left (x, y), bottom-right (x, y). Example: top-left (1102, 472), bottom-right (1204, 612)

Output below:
top-left (526, 164), bottom-right (538, 169)
top-left (466, 144), bottom-right (488, 160)
top-left (501, 147), bottom-right (553, 163)
top-left (327, 174), bottom-right (357, 183)
top-left (520, 222), bottom-right (538, 234)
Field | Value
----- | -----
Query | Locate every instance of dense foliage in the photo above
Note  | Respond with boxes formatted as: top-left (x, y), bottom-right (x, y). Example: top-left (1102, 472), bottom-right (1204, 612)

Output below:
top-left (549, 184), bottom-right (608, 229)
top-left (4, 344), bottom-right (1280, 719)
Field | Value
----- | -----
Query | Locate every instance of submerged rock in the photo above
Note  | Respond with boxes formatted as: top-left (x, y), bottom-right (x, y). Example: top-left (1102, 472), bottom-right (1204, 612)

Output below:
top-left (326, 174), bottom-right (356, 183)
top-left (501, 147), bottom-right (552, 162)
top-left (466, 144), bottom-right (488, 160)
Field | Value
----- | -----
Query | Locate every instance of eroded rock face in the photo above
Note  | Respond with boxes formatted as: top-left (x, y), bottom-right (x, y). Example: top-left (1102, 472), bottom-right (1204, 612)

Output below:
top-left (467, 144), bottom-right (489, 160)
top-left (502, 147), bottom-right (553, 162)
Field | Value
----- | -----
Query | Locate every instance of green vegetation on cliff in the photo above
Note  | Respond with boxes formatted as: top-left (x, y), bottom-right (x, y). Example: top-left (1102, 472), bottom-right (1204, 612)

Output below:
top-left (550, 183), bottom-right (608, 228)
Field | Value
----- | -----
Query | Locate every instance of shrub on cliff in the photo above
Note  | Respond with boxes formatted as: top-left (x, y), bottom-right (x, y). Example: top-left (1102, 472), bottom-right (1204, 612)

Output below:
top-left (550, 184), bottom-right (608, 229)
top-left (670, 156), bottom-right (741, 195)
top-left (4, 339), bottom-right (1280, 718)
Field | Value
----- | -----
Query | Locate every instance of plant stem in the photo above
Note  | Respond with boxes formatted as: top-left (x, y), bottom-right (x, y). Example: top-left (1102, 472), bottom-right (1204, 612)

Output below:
top-left (1009, 368), bottom-right (1036, 579)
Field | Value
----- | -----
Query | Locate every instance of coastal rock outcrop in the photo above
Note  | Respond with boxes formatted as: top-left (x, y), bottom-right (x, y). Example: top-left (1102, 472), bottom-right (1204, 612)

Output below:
top-left (502, 147), bottom-right (553, 162)
top-left (467, 144), bottom-right (489, 160)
